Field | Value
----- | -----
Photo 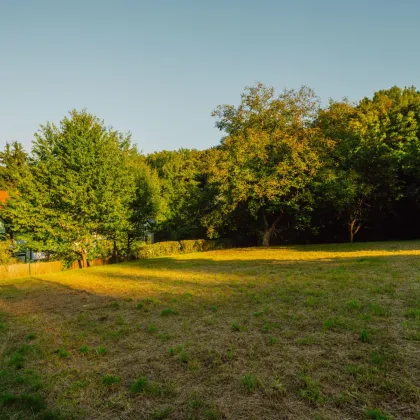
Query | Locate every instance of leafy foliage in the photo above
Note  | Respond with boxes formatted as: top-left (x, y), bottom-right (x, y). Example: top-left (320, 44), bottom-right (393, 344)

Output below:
top-left (147, 149), bottom-right (206, 240)
top-left (1, 83), bottom-right (420, 255)
top-left (205, 83), bottom-right (332, 246)
top-left (136, 239), bottom-right (230, 259)
top-left (1, 110), bottom-right (161, 263)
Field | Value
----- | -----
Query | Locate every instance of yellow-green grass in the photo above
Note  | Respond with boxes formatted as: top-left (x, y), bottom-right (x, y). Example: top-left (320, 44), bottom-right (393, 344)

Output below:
top-left (1, 241), bottom-right (420, 419)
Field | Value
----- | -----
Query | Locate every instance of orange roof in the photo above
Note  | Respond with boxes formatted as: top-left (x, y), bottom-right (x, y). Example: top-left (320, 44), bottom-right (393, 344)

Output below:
top-left (0, 191), bottom-right (10, 203)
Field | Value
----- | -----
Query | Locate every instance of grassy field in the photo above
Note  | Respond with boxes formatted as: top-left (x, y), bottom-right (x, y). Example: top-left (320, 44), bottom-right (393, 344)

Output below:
top-left (0, 241), bottom-right (419, 419)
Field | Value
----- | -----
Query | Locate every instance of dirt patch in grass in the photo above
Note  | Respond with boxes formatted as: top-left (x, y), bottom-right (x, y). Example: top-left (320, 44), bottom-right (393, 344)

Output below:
top-left (1, 240), bottom-right (419, 419)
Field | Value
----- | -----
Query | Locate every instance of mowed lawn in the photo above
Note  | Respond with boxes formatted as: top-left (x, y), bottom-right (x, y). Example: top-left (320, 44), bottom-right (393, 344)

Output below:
top-left (1, 242), bottom-right (420, 419)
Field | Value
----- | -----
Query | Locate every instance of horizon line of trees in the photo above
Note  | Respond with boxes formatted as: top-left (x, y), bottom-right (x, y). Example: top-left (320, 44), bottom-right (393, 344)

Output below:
top-left (1, 83), bottom-right (420, 263)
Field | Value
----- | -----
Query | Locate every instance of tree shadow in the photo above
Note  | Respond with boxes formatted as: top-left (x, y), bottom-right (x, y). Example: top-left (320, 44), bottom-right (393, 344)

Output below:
top-left (24, 251), bottom-right (420, 308)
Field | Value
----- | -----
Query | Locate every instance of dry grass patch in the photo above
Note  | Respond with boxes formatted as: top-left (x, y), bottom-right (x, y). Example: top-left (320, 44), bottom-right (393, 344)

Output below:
top-left (0, 240), bottom-right (419, 418)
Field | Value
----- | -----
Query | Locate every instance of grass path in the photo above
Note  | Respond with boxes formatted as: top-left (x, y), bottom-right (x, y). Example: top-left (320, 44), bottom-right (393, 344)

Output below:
top-left (0, 241), bottom-right (419, 419)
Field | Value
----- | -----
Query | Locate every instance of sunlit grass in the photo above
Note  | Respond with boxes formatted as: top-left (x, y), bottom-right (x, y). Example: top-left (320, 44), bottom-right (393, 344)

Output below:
top-left (0, 240), bottom-right (419, 419)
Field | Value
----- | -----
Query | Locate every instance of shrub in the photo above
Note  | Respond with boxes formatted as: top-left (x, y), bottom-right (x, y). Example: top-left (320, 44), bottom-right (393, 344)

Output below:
top-left (137, 241), bottom-right (182, 259)
top-left (136, 239), bottom-right (232, 259)
top-left (179, 239), bottom-right (207, 253)
top-left (87, 238), bottom-right (113, 260)
top-left (0, 240), bottom-right (18, 265)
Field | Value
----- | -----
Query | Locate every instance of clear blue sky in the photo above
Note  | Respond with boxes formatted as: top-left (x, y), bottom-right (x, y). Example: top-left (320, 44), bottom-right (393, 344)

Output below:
top-left (1, 0), bottom-right (419, 154)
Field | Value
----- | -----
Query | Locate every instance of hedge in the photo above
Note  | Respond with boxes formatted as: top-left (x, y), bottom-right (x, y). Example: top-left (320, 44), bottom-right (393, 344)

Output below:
top-left (136, 239), bottom-right (232, 259)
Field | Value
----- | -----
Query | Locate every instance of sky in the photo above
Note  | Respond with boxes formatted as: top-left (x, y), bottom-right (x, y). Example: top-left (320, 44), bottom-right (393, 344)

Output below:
top-left (1, 0), bottom-right (420, 154)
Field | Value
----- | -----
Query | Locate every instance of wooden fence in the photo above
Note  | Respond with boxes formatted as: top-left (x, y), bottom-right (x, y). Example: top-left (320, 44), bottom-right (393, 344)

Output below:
top-left (0, 257), bottom-right (113, 281)
top-left (69, 257), bottom-right (112, 270)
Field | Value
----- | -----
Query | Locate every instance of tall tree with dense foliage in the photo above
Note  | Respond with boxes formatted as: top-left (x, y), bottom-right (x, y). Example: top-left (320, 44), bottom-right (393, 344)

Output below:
top-left (0, 141), bottom-right (31, 242)
top-left (205, 83), bottom-right (332, 246)
top-left (317, 87), bottom-right (420, 241)
top-left (0, 141), bottom-right (30, 191)
top-left (147, 149), bottom-right (206, 240)
top-left (4, 110), bottom-right (139, 264)
top-left (120, 153), bottom-right (165, 257)
top-left (315, 100), bottom-right (374, 242)
top-left (1, 84), bottom-right (420, 254)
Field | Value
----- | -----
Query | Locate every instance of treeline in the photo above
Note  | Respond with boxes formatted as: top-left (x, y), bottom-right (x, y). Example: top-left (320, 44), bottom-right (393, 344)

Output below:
top-left (147, 84), bottom-right (420, 246)
top-left (1, 84), bottom-right (420, 262)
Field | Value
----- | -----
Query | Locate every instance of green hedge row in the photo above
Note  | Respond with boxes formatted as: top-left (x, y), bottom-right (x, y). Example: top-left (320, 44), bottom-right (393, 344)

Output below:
top-left (136, 239), bottom-right (232, 259)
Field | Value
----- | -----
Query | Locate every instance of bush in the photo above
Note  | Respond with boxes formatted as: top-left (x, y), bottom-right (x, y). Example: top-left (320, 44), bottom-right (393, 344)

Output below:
top-left (179, 239), bottom-right (207, 253)
top-left (137, 241), bottom-right (182, 259)
top-left (136, 239), bottom-right (232, 259)
top-left (0, 240), bottom-right (18, 265)
top-left (125, 239), bottom-right (147, 260)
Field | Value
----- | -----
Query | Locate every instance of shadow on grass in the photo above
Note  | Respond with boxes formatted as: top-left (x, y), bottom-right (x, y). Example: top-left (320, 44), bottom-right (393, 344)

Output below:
top-left (21, 253), bottom-right (419, 310)
top-left (1, 249), bottom-right (419, 420)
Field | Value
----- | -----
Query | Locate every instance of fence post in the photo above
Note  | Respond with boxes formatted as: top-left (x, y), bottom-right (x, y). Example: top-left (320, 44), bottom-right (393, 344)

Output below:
top-left (28, 249), bottom-right (31, 277)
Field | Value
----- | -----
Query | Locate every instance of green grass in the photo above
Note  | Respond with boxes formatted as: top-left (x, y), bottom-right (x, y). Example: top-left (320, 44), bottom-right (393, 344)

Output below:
top-left (55, 348), bottom-right (69, 358)
top-left (160, 308), bottom-right (178, 316)
top-left (0, 240), bottom-right (419, 418)
top-left (240, 373), bottom-right (261, 392)
top-left (79, 345), bottom-right (89, 354)
top-left (95, 346), bottom-right (108, 356)
top-left (101, 374), bottom-right (121, 386)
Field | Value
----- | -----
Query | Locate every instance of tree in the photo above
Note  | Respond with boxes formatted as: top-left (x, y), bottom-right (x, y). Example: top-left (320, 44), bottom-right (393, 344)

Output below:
top-left (4, 110), bottom-right (137, 265)
top-left (147, 149), bottom-right (206, 240)
top-left (206, 83), bottom-right (330, 246)
top-left (0, 141), bottom-right (30, 191)
top-left (358, 87), bottom-right (420, 212)
top-left (0, 141), bottom-right (31, 240)
top-left (120, 153), bottom-right (165, 257)
top-left (315, 100), bottom-right (372, 242)
top-left (315, 93), bottom-right (409, 242)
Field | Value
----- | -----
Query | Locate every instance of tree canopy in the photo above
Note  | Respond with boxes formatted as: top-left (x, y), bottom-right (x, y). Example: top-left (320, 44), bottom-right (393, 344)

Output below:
top-left (1, 83), bottom-right (420, 264)
top-left (1, 110), bottom-right (161, 264)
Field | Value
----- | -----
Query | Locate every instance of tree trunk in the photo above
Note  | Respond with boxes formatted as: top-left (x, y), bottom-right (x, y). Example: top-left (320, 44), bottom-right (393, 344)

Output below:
top-left (81, 251), bottom-right (88, 268)
top-left (112, 240), bottom-right (118, 263)
top-left (262, 229), bottom-right (271, 247)
top-left (262, 213), bottom-right (282, 247)
top-left (127, 237), bottom-right (131, 259)
top-left (349, 218), bottom-right (361, 243)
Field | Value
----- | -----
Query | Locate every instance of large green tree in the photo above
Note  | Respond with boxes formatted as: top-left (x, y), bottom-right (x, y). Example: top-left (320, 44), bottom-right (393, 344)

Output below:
top-left (0, 141), bottom-right (31, 240)
top-left (205, 83), bottom-right (331, 246)
top-left (147, 149), bottom-right (206, 240)
top-left (0, 141), bottom-right (30, 191)
top-left (316, 87), bottom-right (420, 242)
top-left (4, 110), bottom-right (138, 264)
top-left (315, 100), bottom-right (375, 242)
top-left (120, 153), bottom-right (165, 257)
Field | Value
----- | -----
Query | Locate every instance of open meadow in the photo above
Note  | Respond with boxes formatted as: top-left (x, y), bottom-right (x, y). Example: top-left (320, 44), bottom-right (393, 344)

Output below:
top-left (0, 241), bottom-right (419, 419)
